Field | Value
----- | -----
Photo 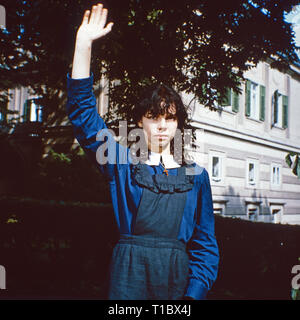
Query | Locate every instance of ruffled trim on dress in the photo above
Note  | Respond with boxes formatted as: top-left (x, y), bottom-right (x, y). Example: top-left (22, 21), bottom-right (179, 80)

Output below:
top-left (132, 163), bottom-right (195, 194)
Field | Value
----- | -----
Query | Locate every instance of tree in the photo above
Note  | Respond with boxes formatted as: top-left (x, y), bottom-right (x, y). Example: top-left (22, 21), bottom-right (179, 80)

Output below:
top-left (0, 0), bottom-right (299, 123)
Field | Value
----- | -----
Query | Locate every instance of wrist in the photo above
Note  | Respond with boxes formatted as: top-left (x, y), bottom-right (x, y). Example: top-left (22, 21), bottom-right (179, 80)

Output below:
top-left (75, 36), bottom-right (92, 49)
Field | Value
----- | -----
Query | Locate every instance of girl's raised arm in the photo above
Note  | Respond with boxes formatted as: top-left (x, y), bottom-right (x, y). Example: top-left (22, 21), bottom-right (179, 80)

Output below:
top-left (67, 4), bottom-right (127, 179)
top-left (72, 3), bottom-right (113, 79)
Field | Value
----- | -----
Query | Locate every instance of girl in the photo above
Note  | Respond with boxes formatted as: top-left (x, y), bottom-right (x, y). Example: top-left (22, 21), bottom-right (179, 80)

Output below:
top-left (66, 3), bottom-right (219, 300)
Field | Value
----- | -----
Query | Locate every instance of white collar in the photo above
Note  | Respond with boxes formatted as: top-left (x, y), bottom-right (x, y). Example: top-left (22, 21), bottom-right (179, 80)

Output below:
top-left (144, 151), bottom-right (181, 169)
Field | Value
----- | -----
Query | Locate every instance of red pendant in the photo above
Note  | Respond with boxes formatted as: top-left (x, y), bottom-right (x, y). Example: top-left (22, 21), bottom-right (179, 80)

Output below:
top-left (163, 169), bottom-right (169, 176)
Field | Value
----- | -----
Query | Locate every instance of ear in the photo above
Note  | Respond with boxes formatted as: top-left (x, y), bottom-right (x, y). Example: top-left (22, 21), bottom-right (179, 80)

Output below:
top-left (138, 119), bottom-right (143, 128)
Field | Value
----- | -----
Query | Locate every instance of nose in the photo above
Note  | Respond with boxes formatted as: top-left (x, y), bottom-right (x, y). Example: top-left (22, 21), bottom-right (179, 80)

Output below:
top-left (157, 116), bottom-right (167, 130)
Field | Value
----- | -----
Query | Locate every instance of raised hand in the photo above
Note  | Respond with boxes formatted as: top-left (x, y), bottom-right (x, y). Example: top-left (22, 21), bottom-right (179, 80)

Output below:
top-left (71, 3), bottom-right (113, 78)
top-left (76, 3), bottom-right (114, 44)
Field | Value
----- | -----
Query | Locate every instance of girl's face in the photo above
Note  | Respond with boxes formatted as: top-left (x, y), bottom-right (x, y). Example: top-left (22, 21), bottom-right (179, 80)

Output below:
top-left (138, 112), bottom-right (178, 153)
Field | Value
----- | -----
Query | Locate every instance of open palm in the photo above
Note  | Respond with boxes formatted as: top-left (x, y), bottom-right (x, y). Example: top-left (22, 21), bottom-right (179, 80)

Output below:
top-left (76, 3), bottom-right (113, 43)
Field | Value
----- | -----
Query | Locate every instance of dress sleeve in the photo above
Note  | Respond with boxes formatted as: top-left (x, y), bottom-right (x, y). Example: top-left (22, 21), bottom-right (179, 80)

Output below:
top-left (184, 168), bottom-right (219, 300)
top-left (66, 73), bottom-right (129, 179)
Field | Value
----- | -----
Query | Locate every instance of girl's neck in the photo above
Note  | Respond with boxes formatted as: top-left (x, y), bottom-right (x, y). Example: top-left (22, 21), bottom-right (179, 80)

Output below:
top-left (149, 144), bottom-right (171, 155)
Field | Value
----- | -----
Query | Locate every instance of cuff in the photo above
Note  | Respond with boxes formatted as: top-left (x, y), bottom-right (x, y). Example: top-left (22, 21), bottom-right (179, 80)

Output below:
top-left (184, 278), bottom-right (209, 300)
top-left (66, 72), bottom-right (94, 100)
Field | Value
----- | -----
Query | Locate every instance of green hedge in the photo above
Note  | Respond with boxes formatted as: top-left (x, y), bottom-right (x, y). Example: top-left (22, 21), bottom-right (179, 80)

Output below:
top-left (3, 147), bottom-right (111, 203)
top-left (0, 196), bottom-right (299, 299)
top-left (0, 196), bottom-right (118, 299)
top-left (211, 215), bottom-right (300, 300)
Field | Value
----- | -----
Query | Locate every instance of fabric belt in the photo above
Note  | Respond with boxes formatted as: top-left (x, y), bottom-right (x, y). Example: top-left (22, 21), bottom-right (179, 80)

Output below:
top-left (118, 234), bottom-right (187, 252)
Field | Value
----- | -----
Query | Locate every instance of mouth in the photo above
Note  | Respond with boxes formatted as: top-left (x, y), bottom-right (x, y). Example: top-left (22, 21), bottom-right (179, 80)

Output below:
top-left (154, 135), bottom-right (169, 140)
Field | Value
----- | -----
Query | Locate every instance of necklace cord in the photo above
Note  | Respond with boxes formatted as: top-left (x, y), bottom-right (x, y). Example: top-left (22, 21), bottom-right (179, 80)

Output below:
top-left (160, 156), bottom-right (169, 176)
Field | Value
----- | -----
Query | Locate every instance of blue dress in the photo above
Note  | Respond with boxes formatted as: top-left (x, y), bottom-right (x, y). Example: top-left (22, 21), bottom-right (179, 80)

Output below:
top-left (109, 163), bottom-right (192, 299)
top-left (66, 74), bottom-right (219, 300)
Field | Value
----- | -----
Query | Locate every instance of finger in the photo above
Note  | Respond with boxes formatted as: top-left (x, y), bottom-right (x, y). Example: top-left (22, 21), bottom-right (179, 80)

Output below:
top-left (89, 5), bottom-right (97, 24)
top-left (99, 8), bottom-right (108, 29)
top-left (81, 10), bottom-right (90, 25)
top-left (101, 22), bottom-right (113, 36)
top-left (95, 3), bottom-right (103, 25)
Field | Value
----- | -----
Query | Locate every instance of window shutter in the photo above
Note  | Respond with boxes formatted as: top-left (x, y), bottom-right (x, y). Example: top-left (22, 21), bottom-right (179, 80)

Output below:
top-left (23, 99), bottom-right (31, 122)
top-left (232, 90), bottom-right (239, 113)
top-left (273, 90), bottom-right (278, 125)
top-left (282, 95), bottom-right (288, 129)
top-left (245, 80), bottom-right (251, 117)
top-left (0, 91), bottom-right (8, 122)
top-left (221, 88), bottom-right (231, 106)
top-left (259, 85), bottom-right (265, 121)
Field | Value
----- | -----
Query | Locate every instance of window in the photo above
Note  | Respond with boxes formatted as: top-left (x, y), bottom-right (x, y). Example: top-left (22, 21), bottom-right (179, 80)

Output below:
top-left (272, 90), bottom-right (288, 129)
top-left (0, 110), bottom-right (5, 122)
top-left (272, 208), bottom-right (281, 223)
top-left (23, 98), bottom-right (43, 122)
top-left (270, 163), bottom-right (281, 187)
top-left (246, 159), bottom-right (259, 186)
top-left (209, 151), bottom-right (225, 184)
top-left (220, 88), bottom-right (239, 113)
top-left (213, 200), bottom-right (228, 216)
top-left (250, 82), bottom-right (259, 119)
top-left (248, 207), bottom-right (258, 221)
top-left (245, 201), bottom-right (261, 221)
top-left (212, 156), bottom-right (221, 181)
top-left (249, 162), bottom-right (255, 183)
top-left (213, 207), bottom-right (223, 215)
top-left (245, 80), bottom-right (265, 121)
top-left (269, 203), bottom-right (284, 224)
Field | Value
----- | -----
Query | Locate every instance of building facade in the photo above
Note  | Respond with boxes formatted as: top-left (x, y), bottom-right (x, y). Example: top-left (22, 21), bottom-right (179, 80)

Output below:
top-left (183, 60), bottom-right (300, 225)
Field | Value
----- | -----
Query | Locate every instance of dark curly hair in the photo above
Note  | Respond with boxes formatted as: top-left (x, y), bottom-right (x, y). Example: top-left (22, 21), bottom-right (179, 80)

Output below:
top-left (131, 83), bottom-right (191, 163)
top-left (133, 83), bottom-right (188, 131)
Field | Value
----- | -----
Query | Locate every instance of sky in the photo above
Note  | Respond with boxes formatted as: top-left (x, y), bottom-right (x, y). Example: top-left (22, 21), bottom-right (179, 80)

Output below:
top-left (285, 4), bottom-right (300, 58)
